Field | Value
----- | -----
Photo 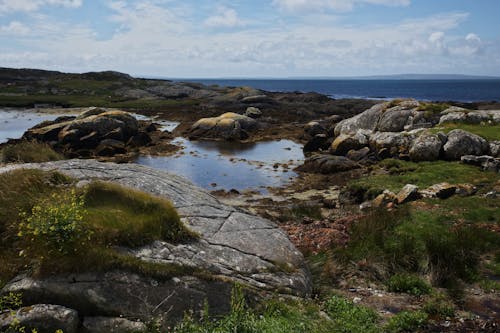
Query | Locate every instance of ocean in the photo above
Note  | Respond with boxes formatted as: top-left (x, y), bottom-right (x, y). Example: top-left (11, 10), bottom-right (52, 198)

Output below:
top-left (178, 79), bottom-right (500, 103)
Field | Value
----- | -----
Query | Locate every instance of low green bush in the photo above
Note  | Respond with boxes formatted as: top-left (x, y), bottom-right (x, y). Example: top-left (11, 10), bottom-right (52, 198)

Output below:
top-left (385, 310), bottom-right (428, 332)
top-left (323, 295), bottom-right (380, 333)
top-left (387, 274), bottom-right (432, 296)
top-left (423, 293), bottom-right (455, 318)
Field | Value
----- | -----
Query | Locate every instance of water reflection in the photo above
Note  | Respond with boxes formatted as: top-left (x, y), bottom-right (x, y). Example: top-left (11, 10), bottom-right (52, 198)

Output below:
top-left (0, 109), bottom-right (60, 144)
top-left (135, 138), bottom-right (304, 192)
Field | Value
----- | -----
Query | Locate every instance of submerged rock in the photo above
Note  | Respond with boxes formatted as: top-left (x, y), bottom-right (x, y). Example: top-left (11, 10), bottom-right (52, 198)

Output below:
top-left (297, 154), bottom-right (360, 174)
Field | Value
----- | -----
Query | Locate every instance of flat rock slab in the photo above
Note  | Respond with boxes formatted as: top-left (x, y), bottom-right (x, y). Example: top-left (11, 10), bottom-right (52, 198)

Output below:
top-left (0, 160), bottom-right (311, 324)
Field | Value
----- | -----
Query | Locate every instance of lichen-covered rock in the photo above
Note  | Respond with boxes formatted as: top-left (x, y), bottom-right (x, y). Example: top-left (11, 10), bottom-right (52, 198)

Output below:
top-left (334, 103), bottom-right (387, 136)
top-left (372, 190), bottom-right (397, 207)
top-left (189, 112), bottom-right (258, 140)
top-left (421, 183), bottom-right (457, 199)
top-left (296, 154), bottom-right (360, 174)
top-left (489, 141), bottom-right (500, 158)
top-left (443, 129), bottom-right (489, 160)
top-left (369, 132), bottom-right (413, 157)
top-left (461, 155), bottom-right (500, 172)
top-left (409, 133), bottom-right (444, 161)
top-left (244, 107), bottom-right (262, 119)
top-left (330, 131), bottom-right (370, 156)
top-left (0, 304), bottom-right (79, 333)
top-left (304, 121), bottom-right (326, 137)
top-left (0, 160), bottom-right (311, 327)
top-left (439, 109), bottom-right (500, 125)
top-left (396, 184), bottom-right (421, 204)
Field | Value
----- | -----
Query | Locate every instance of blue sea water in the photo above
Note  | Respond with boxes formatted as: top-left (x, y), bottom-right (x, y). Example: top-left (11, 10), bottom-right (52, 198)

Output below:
top-left (179, 79), bottom-right (500, 102)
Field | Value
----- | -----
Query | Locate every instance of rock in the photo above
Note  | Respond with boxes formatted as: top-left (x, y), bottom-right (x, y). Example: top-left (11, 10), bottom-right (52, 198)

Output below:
top-left (95, 139), bottom-right (127, 156)
top-left (244, 107), bottom-right (262, 119)
top-left (76, 107), bottom-right (108, 120)
top-left (439, 110), bottom-right (499, 125)
top-left (330, 131), bottom-right (370, 156)
top-left (189, 112), bottom-right (258, 141)
top-left (489, 141), bottom-right (500, 157)
top-left (0, 160), bottom-right (311, 327)
top-left (455, 184), bottom-right (478, 196)
top-left (304, 121), bottom-right (326, 137)
top-left (0, 304), bottom-right (79, 333)
top-left (303, 134), bottom-right (330, 153)
top-left (127, 132), bottom-right (152, 147)
top-left (443, 130), bottom-right (489, 160)
top-left (461, 155), bottom-right (500, 172)
top-left (396, 184), bottom-right (421, 204)
top-left (334, 103), bottom-right (387, 136)
top-left (346, 147), bottom-right (371, 162)
top-left (369, 132), bottom-right (412, 157)
top-left (296, 155), bottom-right (360, 174)
top-left (409, 134), bottom-right (444, 161)
top-left (372, 190), bottom-right (397, 207)
top-left (421, 183), bottom-right (457, 199)
top-left (377, 108), bottom-right (413, 132)
top-left (82, 317), bottom-right (147, 333)
top-left (240, 95), bottom-right (272, 104)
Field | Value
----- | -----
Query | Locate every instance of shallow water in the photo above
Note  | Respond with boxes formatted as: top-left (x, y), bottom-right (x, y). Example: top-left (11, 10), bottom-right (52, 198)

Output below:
top-left (135, 138), bottom-right (304, 192)
top-left (0, 109), bottom-right (61, 144)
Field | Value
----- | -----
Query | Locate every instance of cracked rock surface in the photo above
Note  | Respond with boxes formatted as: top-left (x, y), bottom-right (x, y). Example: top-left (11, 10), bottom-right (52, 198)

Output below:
top-left (0, 159), bottom-right (311, 326)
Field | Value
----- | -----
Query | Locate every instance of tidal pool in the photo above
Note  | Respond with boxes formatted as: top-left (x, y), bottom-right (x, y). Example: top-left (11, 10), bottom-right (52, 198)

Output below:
top-left (135, 138), bottom-right (304, 192)
top-left (0, 109), bottom-right (61, 144)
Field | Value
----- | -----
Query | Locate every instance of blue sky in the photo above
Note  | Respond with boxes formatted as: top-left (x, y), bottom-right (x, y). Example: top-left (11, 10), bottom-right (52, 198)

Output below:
top-left (0, 0), bottom-right (499, 77)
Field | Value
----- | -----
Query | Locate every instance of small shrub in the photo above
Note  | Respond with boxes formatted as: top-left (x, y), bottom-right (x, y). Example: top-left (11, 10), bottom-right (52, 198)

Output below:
top-left (281, 204), bottom-right (323, 222)
top-left (387, 274), bottom-right (432, 296)
top-left (417, 102), bottom-right (449, 119)
top-left (385, 310), bottom-right (428, 332)
top-left (323, 295), bottom-right (380, 332)
top-left (1, 141), bottom-right (64, 163)
top-left (423, 293), bottom-right (455, 318)
top-left (0, 292), bottom-right (22, 311)
top-left (18, 189), bottom-right (89, 255)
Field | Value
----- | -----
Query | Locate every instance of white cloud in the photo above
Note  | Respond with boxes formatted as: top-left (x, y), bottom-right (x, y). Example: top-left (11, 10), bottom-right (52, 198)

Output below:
top-left (0, 21), bottom-right (30, 35)
top-left (0, 0), bottom-right (82, 14)
top-left (428, 31), bottom-right (444, 43)
top-left (272, 0), bottom-right (410, 12)
top-left (466, 33), bottom-right (480, 43)
top-left (204, 7), bottom-right (244, 28)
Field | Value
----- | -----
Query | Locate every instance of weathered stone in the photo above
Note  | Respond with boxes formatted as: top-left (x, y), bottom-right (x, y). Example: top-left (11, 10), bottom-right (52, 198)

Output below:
top-left (334, 103), bottom-right (387, 136)
top-left (303, 134), bottom-right (330, 153)
top-left (95, 139), bottom-right (127, 156)
top-left (461, 155), bottom-right (500, 172)
top-left (304, 121), bottom-right (326, 137)
top-left (82, 317), bottom-right (147, 333)
top-left (439, 110), bottom-right (499, 125)
top-left (0, 160), bottom-right (311, 327)
top-left (455, 184), bottom-right (478, 196)
top-left (377, 108), bottom-right (413, 132)
top-left (0, 304), bottom-right (79, 333)
top-left (297, 155), bottom-right (360, 174)
top-left (443, 130), bottom-right (489, 160)
top-left (409, 134), bottom-right (444, 161)
top-left (489, 141), bottom-right (500, 158)
top-left (369, 132), bottom-right (412, 157)
top-left (372, 190), bottom-right (397, 207)
top-left (76, 107), bottom-right (108, 120)
top-left (396, 184), bottom-right (421, 204)
top-left (189, 112), bottom-right (258, 141)
top-left (421, 183), bottom-right (457, 199)
top-left (244, 107), bottom-right (262, 119)
top-left (241, 95), bottom-right (272, 104)
top-left (330, 131), bottom-right (370, 156)
top-left (346, 147), bottom-right (371, 162)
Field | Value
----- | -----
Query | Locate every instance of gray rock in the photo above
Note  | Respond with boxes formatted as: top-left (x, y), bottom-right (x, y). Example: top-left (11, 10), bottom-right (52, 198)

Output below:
top-left (304, 121), bottom-right (326, 137)
top-left (443, 129), bottom-right (489, 160)
top-left (189, 112), bottom-right (258, 140)
top-left (369, 132), bottom-right (413, 157)
top-left (241, 95), bottom-right (272, 104)
top-left (346, 147), bottom-right (371, 162)
top-left (82, 317), bottom-right (147, 333)
top-left (372, 190), bottom-right (397, 207)
top-left (330, 131), bottom-right (370, 156)
top-left (296, 154), bottom-right (360, 174)
top-left (489, 141), bottom-right (500, 158)
top-left (409, 134), bottom-right (444, 161)
top-left (0, 304), bottom-right (79, 333)
top-left (244, 107), bottom-right (262, 119)
top-left (461, 155), bottom-right (500, 172)
top-left (334, 103), bottom-right (387, 136)
top-left (377, 108), bottom-right (413, 132)
top-left (421, 183), bottom-right (457, 199)
top-left (439, 110), bottom-right (500, 125)
top-left (0, 160), bottom-right (311, 326)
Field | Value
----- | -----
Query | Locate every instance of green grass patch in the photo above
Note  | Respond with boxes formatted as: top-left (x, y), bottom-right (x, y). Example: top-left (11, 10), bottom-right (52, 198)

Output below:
top-left (416, 102), bottom-right (450, 118)
top-left (280, 204), bottom-right (323, 222)
top-left (387, 274), bottom-right (432, 296)
top-left (429, 123), bottom-right (500, 141)
top-left (0, 169), bottom-right (198, 285)
top-left (1, 140), bottom-right (64, 163)
top-left (349, 160), bottom-right (497, 199)
top-left (423, 293), bottom-right (455, 318)
top-left (384, 310), bottom-right (428, 333)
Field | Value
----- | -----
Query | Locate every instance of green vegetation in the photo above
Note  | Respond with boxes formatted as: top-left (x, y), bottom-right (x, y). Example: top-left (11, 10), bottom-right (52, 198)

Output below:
top-left (423, 293), bottom-right (455, 318)
top-left (172, 289), bottom-right (380, 333)
top-left (416, 102), bottom-right (450, 118)
top-left (384, 310), bottom-right (428, 333)
top-left (387, 274), bottom-right (432, 296)
top-left (280, 204), bottom-right (323, 222)
top-left (0, 169), bottom-right (198, 285)
top-left (349, 159), bottom-right (497, 199)
top-left (430, 123), bottom-right (500, 141)
top-left (1, 141), bottom-right (64, 163)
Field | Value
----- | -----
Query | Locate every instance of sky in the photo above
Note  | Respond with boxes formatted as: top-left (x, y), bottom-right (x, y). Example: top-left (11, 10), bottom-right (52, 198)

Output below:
top-left (0, 0), bottom-right (499, 78)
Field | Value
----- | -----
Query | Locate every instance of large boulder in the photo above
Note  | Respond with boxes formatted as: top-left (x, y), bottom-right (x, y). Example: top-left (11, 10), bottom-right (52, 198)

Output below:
top-left (0, 160), bottom-right (311, 328)
top-left (296, 154), bottom-right (360, 174)
top-left (330, 131), bottom-right (370, 156)
top-left (409, 133), bottom-right (445, 161)
top-left (334, 102), bottom-right (387, 136)
top-left (189, 112), bottom-right (258, 140)
top-left (82, 317), bottom-right (147, 333)
top-left (0, 304), bottom-right (79, 333)
top-left (439, 109), bottom-right (500, 125)
top-left (369, 132), bottom-right (413, 157)
top-left (443, 129), bottom-right (489, 160)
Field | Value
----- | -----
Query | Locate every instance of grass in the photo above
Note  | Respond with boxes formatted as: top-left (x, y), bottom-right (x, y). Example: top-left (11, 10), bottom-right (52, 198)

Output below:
top-left (1, 140), bottom-right (64, 163)
top-left (172, 290), bottom-right (381, 333)
top-left (280, 204), bottom-right (323, 222)
top-left (0, 169), bottom-right (198, 285)
top-left (387, 274), bottom-right (432, 296)
top-left (416, 102), bottom-right (450, 119)
top-left (348, 159), bottom-right (497, 200)
top-left (384, 310), bottom-right (428, 333)
top-left (429, 123), bottom-right (500, 141)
